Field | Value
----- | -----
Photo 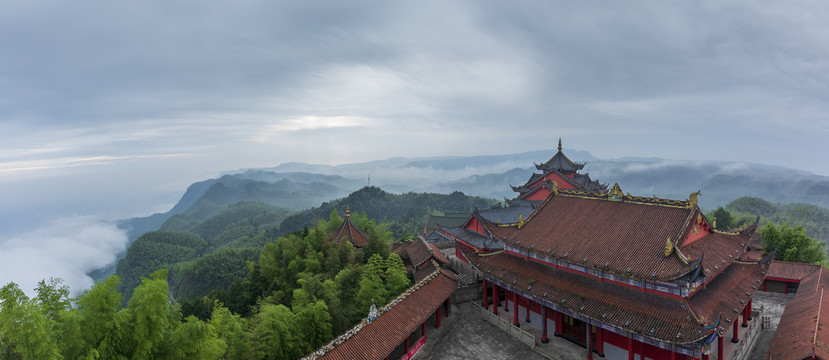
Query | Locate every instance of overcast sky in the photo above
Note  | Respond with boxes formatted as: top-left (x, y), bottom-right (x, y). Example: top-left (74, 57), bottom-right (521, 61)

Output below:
top-left (2, 1), bottom-right (829, 227)
top-left (2, 0), bottom-right (829, 294)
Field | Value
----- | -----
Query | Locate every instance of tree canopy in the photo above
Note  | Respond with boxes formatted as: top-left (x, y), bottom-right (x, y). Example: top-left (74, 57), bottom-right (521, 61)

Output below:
top-left (762, 222), bottom-right (827, 265)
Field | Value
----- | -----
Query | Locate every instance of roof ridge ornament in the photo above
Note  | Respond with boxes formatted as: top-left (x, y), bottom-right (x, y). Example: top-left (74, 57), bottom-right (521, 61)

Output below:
top-left (664, 237), bottom-right (674, 257)
top-left (518, 213), bottom-right (525, 228)
top-left (346, 204), bottom-right (351, 219)
top-left (367, 299), bottom-right (379, 323)
top-left (608, 183), bottom-right (624, 201)
top-left (688, 191), bottom-right (701, 209)
top-left (558, 137), bottom-right (563, 152)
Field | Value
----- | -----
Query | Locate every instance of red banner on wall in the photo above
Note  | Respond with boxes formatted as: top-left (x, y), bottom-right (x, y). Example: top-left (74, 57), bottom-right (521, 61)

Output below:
top-left (399, 336), bottom-right (425, 360)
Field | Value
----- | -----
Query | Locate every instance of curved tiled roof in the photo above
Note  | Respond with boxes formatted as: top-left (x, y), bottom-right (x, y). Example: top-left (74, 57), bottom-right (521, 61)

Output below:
top-left (483, 193), bottom-right (697, 281)
top-left (479, 187), bottom-right (756, 283)
top-left (687, 259), bottom-right (769, 337)
top-left (766, 260), bottom-right (822, 281)
top-left (467, 249), bottom-right (767, 346)
top-left (305, 267), bottom-right (457, 360)
top-left (439, 225), bottom-right (504, 250)
top-left (535, 149), bottom-right (585, 173)
top-left (475, 204), bottom-right (536, 225)
top-left (768, 267), bottom-right (829, 360)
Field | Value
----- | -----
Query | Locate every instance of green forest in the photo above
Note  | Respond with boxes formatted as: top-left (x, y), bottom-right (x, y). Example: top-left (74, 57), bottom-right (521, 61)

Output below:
top-left (4, 187), bottom-right (829, 359)
top-left (1, 187), bottom-right (494, 360)
top-left (706, 196), bottom-right (829, 265)
top-left (0, 212), bottom-right (411, 360)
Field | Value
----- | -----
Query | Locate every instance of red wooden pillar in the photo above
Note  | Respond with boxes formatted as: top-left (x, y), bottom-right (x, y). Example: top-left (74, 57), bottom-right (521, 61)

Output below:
top-left (405, 337), bottom-right (410, 353)
top-left (763, 281), bottom-right (767, 291)
top-left (627, 335), bottom-right (634, 360)
top-left (493, 285), bottom-right (499, 315)
top-left (525, 296), bottom-right (531, 323)
top-left (742, 303), bottom-right (749, 328)
top-left (702, 350), bottom-right (709, 360)
top-left (670, 347), bottom-right (676, 360)
top-left (482, 278), bottom-right (488, 309)
top-left (541, 306), bottom-right (549, 343)
top-left (596, 326), bottom-right (604, 355)
top-left (512, 291), bottom-right (520, 327)
top-left (718, 335), bottom-right (724, 360)
top-left (503, 288), bottom-right (509, 312)
top-left (747, 298), bottom-right (752, 321)
top-left (731, 320), bottom-right (739, 343)
top-left (436, 306), bottom-right (442, 329)
top-left (446, 297), bottom-right (451, 317)
top-left (784, 282), bottom-right (789, 294)
top-left (555, 310), bottom-right (563, 335)
top-left (496, 285), bottom-right (502, 308)
top-left (586, 322), bottom-right (592, 360)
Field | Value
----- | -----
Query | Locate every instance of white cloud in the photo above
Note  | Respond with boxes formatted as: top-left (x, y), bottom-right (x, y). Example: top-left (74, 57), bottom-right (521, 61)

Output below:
top-left (0, 217), bottom-right (128, 297)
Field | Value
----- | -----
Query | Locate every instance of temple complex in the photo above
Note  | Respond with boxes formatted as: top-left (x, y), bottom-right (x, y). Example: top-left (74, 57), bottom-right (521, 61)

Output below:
top-left (304, 143), bottom-right (829, 360)
top-left (441, 144), bottom-right (770, 360)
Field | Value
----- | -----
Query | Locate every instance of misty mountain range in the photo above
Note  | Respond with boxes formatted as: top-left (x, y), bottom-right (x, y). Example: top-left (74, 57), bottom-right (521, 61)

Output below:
top-left (100, 148), bottom-right (829, 283)
top-left (120, 148), bottom-right (829, 241)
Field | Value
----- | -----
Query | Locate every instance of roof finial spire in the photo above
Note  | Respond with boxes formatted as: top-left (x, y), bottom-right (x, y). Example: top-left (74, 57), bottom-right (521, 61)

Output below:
top-left (346, 204), bottom-right (350, 219)
top-left (558, 137), bottom-right (563, 152)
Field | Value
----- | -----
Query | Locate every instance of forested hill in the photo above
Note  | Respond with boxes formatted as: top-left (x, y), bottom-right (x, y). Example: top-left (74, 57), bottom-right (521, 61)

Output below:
top-left (114, 187), bottom-right (494, 304)
top-left (716, 196), bottom-right (829, 245)
top-left (118, 171), bottom-right (362, 242)
top-left (279, 186), bottom-right (497, 237)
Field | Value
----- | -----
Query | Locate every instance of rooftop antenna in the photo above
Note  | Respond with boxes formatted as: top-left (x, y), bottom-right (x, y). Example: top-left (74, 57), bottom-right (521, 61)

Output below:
top-left (368, 174), bottom-right (371, 187)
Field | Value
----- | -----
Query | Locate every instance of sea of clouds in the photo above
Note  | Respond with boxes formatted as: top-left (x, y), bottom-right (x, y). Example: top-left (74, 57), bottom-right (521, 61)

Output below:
top-left (0, 216), bottom-right (128, 297)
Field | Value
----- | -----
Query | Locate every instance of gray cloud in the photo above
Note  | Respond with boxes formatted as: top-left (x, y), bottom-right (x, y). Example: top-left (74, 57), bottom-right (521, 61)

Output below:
top-left (0, 1), bottom-right (828, 256)
top-left (0, 216), bottom-right (128, 297)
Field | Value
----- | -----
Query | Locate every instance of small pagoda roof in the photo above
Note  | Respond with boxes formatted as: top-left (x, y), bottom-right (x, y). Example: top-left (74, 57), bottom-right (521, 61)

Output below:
top-left (305, 266), bottom-right (457, 360)
top-left (464, 249), bottom-right (768, 345)
top-left (330, 206), bottom-right (369, 248)
top-left (535, 139), bottom-right (586, 173)
top-left (768, 266), bottom-right (829, 359)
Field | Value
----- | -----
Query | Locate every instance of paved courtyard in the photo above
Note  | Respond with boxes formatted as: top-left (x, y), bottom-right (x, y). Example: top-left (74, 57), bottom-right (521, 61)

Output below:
top-left (412, 303), bottom-right (550, 360)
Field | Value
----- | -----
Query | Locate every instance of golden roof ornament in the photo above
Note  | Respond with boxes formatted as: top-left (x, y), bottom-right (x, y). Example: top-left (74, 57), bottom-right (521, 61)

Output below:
top-left (688, 191), bottom-right (701, 209)
top-left (712, 217), bottom-right (717, 228)
top-left (346, 204), bottom-right (350, 219)
top-left (551, 180), bottom-right (559, 195)
top-left (664, 237), bottom-right (674, 257)
top-left (518, 213), bottom-right (525, 228)
top-left (558, 137), bottom-right (563, 152)
top-left (609, 183), bottom-right (624, 201)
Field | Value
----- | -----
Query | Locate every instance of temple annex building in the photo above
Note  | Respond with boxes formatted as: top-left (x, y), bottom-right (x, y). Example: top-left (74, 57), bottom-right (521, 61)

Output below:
top-left (304, 141), bottom-right (824, 360)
